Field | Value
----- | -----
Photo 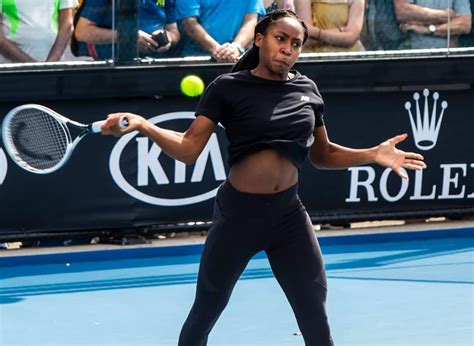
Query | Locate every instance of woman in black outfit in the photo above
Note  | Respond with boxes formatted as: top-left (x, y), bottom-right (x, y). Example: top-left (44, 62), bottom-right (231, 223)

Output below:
top-left (102, 10), bottom-right (426, 346)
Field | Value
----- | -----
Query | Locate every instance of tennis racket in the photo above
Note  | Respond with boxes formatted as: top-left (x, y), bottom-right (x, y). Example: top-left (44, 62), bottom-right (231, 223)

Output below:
top-left (1, 104), bottom-right (128, 174)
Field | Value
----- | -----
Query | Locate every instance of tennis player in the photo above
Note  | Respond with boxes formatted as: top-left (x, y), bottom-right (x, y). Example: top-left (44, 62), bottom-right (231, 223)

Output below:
top-left (102, 9), bottom-right (426, 346)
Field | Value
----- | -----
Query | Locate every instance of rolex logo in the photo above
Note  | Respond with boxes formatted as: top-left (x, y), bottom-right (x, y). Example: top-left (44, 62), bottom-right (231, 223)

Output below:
top-left (405, 89), bottom-right (448, 151)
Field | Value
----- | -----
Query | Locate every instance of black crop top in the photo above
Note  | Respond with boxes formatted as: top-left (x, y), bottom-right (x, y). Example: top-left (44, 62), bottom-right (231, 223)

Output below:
top-left (195, 70), bottom-right (325, 169)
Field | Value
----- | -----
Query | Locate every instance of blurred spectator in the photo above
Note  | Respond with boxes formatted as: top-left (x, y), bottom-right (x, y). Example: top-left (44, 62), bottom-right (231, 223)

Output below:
top-left (460, 0), bottom-right (474, 46)
top-left (295, 0), bottom-right (365, 53)
top-left (0, 0), bottom-right (77, 63)
top-left (176, 0), bottom-right (265, 62)
top-left (73, 0), bottom-right (180, 60)
top-left (394, 0), bottom-right (471, 49)
top-left (365, 0), bottom-right (408, 50)
top-left (264, 0), bottom-right (295, 13)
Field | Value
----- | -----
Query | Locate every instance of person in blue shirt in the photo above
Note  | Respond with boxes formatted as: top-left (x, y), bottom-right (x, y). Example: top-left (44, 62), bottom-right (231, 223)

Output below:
top-left (175, 0), bottom-right (265, 62)
top-left (74, 0), bottom-right (180, 60)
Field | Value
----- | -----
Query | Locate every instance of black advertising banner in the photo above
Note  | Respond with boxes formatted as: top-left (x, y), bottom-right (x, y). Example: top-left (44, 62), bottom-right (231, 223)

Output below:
top-left (1, 87), bottom-right (473, 235)
top-left (299, 88), bottom-right (474, 221)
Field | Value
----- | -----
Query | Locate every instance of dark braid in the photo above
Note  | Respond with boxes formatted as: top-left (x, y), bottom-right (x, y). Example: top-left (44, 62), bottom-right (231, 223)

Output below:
top-left (232, 9), bottom-right (308, 73)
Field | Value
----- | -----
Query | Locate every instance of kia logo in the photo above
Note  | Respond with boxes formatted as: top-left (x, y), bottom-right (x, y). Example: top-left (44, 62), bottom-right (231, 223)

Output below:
top-left (110, 112), bottom-right (227, 206)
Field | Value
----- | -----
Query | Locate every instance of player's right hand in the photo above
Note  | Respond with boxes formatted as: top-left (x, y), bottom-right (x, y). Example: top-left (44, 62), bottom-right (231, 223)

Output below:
top-left (101, 112), bottom-right (144, 137)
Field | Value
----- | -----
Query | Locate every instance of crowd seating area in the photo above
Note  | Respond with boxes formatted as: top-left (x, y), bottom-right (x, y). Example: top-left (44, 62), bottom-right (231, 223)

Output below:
top-left (0, 0), bottom-right (473, 65)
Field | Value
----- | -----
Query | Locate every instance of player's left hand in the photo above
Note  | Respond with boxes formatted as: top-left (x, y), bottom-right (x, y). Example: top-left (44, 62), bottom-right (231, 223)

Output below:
top-left (374, 133), bottom-right (426, 180)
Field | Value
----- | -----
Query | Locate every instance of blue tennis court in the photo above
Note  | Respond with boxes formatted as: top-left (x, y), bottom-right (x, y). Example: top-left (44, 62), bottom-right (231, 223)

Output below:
top-left (1, 226), bottom-right (473, 346)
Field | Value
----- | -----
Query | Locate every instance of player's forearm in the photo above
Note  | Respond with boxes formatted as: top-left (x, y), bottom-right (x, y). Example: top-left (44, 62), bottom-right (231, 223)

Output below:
top-left (138, 120), bottom-right (199, 165)
top-left (181, 18), bottom-right (219, 54)
top-left (0, 36), bottom-right (36, 62)
top-left (310, 142), bottom-right (377, 169)
top-left (232, 14), bottom-right (258, 48)
top-left (47, 9), bottom-right (74, 62)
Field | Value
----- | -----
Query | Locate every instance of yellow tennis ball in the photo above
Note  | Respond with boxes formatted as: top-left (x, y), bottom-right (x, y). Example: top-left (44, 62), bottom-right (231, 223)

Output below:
top-left (180, 75), bottom-right (205, 97)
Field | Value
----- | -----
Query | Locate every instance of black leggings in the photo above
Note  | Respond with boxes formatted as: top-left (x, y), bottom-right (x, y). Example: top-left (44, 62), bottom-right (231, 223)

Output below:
top-left (179, 181), bottom-right (334, 346)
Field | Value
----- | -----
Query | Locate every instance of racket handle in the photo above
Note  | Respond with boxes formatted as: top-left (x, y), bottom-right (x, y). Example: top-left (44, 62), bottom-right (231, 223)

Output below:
top-left (91, 116), bottom-right (129, 133)
top-left (91, 120), bottom-right (105, 133)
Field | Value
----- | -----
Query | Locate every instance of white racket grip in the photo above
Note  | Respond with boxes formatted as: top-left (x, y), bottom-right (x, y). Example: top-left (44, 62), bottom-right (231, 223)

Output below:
top-left (91, 116), bottom-right (129, 133)
top-left (91, 120), bottom-right (105, 133)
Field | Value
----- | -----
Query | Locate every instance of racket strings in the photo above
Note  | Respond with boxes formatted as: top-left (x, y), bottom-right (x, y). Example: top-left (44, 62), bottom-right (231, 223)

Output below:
top-left (5, 109), bottom-right (70, 170)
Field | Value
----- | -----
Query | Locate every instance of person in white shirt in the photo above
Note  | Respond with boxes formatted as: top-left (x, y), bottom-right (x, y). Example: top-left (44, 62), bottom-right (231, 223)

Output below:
top-left (0, 0), bottom-right (77, 63)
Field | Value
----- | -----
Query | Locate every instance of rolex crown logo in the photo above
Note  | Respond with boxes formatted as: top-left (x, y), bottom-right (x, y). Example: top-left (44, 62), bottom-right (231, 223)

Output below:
top-left (405, 89), bottom-right (448, 151)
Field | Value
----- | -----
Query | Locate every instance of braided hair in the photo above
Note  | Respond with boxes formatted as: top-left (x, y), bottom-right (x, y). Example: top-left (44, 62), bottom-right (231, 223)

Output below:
top-left (232, 9), bottom-right (308, 73)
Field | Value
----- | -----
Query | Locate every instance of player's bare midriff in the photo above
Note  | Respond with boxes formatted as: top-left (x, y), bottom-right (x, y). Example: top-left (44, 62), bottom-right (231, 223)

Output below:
top-left (228, 149), bottom-right (298, 194)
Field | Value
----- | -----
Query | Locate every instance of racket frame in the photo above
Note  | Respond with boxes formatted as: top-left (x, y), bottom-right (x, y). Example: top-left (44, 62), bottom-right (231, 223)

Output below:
top-left (2, 104), bottom-right (105, 174)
